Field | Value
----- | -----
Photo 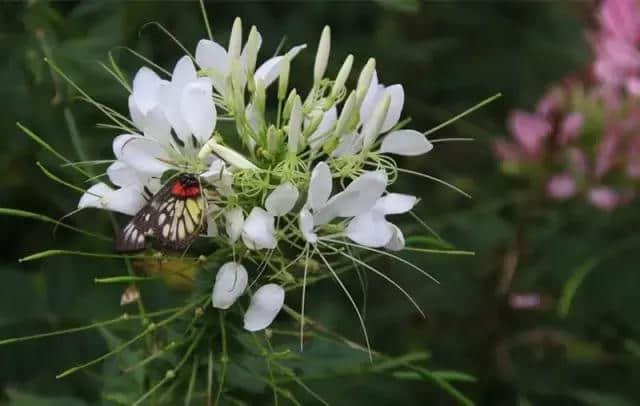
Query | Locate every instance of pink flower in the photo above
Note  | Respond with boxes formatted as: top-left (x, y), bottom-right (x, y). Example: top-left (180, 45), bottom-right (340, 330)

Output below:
top-left (546, 173), bottom-right (577, 200)
top-left (599, 0), bottom-right (640, 42)
top-left (492, 140), bottom-right (522, 163)
top-left (507, 110), bottom-right (551, 158)
top-left (536, 87), bottom-right (562, 117)
top-left (626, 77), bottom-right (640, 95)
top-left (588, 186), bottom-right (634, 211)
top-left (567, 147), bottom-right (589, 174)
top-left (557, 112), bottom-right (584, 144)
top-left (595, 130), bottom-right (621, 178)
top-left (627, 135), bottom-right (640, 178)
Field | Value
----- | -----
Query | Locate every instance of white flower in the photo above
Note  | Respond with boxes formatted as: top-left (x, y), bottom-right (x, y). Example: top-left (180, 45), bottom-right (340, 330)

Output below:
top-left (243, 283), bottom-right (285, 331)
top-left (195, 30), bottom-right (306, 97)
top-left (212, 262), bottom-right (248, 309)
top-left (299, 162), bottom-right (388, 242)
top-left (242, 182), bottom-right (299, 249)
top-left (345, 193), bottom-right (417, 248)
top-left (333, 70), bottom-right (432, 157)
top-left (225, 207), bottom-right (245, 243)
top-left (78, 182), bottom-right (146, 216)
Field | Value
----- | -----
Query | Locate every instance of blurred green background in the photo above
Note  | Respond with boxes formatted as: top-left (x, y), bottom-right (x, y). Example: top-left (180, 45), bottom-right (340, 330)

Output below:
top-left (1, 1), bottom-right (639, 405)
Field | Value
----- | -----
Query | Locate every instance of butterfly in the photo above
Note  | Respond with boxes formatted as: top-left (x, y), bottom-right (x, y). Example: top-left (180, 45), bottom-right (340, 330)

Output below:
top-left (116, 174), bottom-right (207, 252)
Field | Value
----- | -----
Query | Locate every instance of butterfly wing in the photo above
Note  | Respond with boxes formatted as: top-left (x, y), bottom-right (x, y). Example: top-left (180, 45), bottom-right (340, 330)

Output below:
top-left (153, 192), bottom-right (206, 251)
top-left (115, 204), bottom-right (156, 252)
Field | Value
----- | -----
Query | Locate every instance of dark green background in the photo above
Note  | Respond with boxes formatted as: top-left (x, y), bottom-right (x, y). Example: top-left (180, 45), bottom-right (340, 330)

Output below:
top-left (1, 1), bottom-right (639, 405)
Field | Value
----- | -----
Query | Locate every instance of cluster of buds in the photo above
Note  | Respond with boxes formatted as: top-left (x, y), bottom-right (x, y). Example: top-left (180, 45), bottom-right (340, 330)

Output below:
top-left (494, 0), bottom-right (640, 211)
top-left (77, 18), bottom-right (435, 332)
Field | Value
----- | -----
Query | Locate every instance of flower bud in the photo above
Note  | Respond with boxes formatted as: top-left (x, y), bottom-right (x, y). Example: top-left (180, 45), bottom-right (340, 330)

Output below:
top-left (228, 17), bottom-right (243, 61)
top-left (199, 139), bottom-right (258, 169)
top-left (356, 58), bottom-right (376, 106)
top-left (267, 125), bottom-right (282, 155)
top-left (330, 54), bottom-right (353, 99)
top-left (303, 111), bottom-right (324, 138)
top-left (278, 54), bottom-right (291, 101)
top-left (283, 89), bottom-right (298, 121)
top-left (334, 90), bottom-right (356, 137)
top-left (245, 26), bottom-right (261, 78)
top-left (362, 93), bottom-right (390, 150)
top-left (212, 262), bottom-right (248, 309)
top-left (288, 95), bottom-right (303, 154)
top-left (314, 26), bottom-right (331, 85)
top-left (254, 78), bottom-right (266, 117)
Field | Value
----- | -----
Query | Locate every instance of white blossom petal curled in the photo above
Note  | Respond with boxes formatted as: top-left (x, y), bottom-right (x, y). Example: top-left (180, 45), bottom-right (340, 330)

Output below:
top-left (384, 224), bottom-right (405, 251)
top-left (242, 208), bottom-right (277, 249)
top-left (172, 55), bottom-right (198, 88)
top-left (345, 210), bottom-right (394, 247)
top-left (254, 44), bottom-right (307, 87)
top-left (180, 78), bottom-right (216, 144)
top-left (107, 161), bottom-right (140, 188)
top-left (332, 170), bottom-right (387, 217)
top-left (374, 193), bottom-right (418, 215)
top-left (212, 262), bottom-right (248, 309)
top-left (265, 182), bottom-right (299, 216)
top-left (380, 130), bottom-right (433, 156)
top-left (243, 284), bottom-right (285, 332)
top-left (308, 162), bottom-right (332, 211)
top-left (225, 207), bottom-right (244, 243)
top-left (78, 183), bottom-right (146, 216)
top-left (381, 84), bottom-right (404, 133)
top-left (195, 39), bottom-right (229, 75)
top-left (298, 206), bottom-right (317, 243)
top-left (131, 67), bottom-right (164, 115)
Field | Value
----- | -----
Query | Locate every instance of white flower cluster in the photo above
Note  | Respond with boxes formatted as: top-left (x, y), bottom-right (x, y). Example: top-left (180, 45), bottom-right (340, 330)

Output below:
top-left (78, 18), bottom-right (434, 331)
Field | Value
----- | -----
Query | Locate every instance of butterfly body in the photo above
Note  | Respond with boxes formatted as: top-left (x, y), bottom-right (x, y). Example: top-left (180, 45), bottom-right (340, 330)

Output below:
top-left (116, 174), bottom-right (206, 252)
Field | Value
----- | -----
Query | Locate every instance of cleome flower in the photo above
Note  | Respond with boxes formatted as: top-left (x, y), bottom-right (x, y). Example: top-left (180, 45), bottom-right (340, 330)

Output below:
top-left (72, 17), bottom-right (456, 337)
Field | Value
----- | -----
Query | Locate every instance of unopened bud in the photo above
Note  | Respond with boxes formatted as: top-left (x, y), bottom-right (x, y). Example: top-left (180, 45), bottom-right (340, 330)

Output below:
top-left (330, 54), bottom-right (353, 99)
top-left (277, 54), bottom-right (291, 101)
top-left (283, 89), bottom-right (298, 121)
top-left (334, 91), bottom-right (356, 137)
top-left (355, 58), bottom-right (376, 106)
top-left (228, 17), bottom-right (243, 61)
top-left (314, 26), bottom-right (331, 85)
top-left (288, 95), bottom-right (303, 154)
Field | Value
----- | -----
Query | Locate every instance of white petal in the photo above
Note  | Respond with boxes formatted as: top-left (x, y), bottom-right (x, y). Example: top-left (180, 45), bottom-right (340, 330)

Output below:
top-left (332, 131), bottom-right (363, 157)
top-left (380, 84), bottom-right (404, 132)
top-left (132, 67), bottom-right (164, 115)
top-left (331, 170), bottom-right (388, 217)
top-left (78, 183), bottom-right (146, 216)
top-left (180, 78), bottom-right (216, 144)
top-left (243, 284), bottom-right (285, 332)
top-left (245, 103), bottom-right (262, 133)
top-left (113, 134), bottom-right (170, 176)
top-left (107, 161), bottom-right (142, 188)
top-left (298, 206), bottom-right (317, 243)
top-left (308, 162), bottom-right (332, 211)
top-left (265, 182), bottom-right (299, 216)
top-left (225, 207), bottom-right (244, 243)
top-left (195, 39), bottom-right (229, 76)
top-left (254, 44), bottom-right (306, 87)
top-left (159, 82), bottom-right (191, 142)
top-left (211, 262), bottom-right (248, 309)
top-left (201, 159), bottom-right (225, 182)
top-left (172, 55), bottom-right (197, 88)
top-left (359, 70), bottom-right (381, 124)
top-left (128, 95), bottom-right (145, 131)
top-left (242, 208), bottom-right (277, 249)
top-left (380, 129), bottom-right (432, 156)
top-left (345, 211), bottom-right (394, 247)
top-left (141, 106), bottom-right (172, 145)
top-left (374, 193), bottom-right (417, 215)
top-left (384, 224), bottom-right (405, 251)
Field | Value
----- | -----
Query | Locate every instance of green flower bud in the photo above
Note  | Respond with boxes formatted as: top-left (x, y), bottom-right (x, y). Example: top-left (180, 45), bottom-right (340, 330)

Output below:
top-left (278, 54), bottom-right (291, 101)
top-left (228, 17), bottom-right (243, 61)
top-left (356, 58), bottom-right (376, 107)
top-left (362, 93), bottom-right (390, 150)
top-left (330, 54), bottom-right (353, 99)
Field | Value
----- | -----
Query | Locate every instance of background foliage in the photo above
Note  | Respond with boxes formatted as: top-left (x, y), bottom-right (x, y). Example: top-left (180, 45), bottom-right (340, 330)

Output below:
top-left (1, 1), bottom-right (639, 405)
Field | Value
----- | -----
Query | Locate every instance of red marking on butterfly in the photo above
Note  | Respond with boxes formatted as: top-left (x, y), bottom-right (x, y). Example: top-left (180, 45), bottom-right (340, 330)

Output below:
top-left (171, 179), bottom-right (201, 198)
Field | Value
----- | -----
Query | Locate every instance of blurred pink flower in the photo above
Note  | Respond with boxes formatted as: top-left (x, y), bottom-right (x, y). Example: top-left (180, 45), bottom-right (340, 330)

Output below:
top-left (599, 0), bottom-right (640, 42)
top-left (588, 186), bottom-right (634, 211)
top-left (557, 112), bottom-right (584, 144)
top-left (626, 77), bottom-right (640, 95)
top-left (546, 173), bottom-right (577, 200)
top-left (507, 110), bottom-right (551, 157)
top-left (536, 87), bottom-right (562, 117)
top-left (567, 147), bottom-right (589, 174)
top-left (492, 140), bottom-right (522, 163)
top-left (595, 130), bottom-right (621, 178)
top-left (627, 135), bottom-right (640, 178)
